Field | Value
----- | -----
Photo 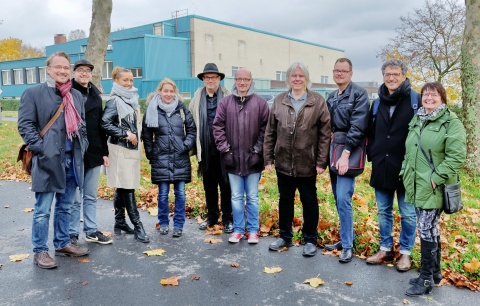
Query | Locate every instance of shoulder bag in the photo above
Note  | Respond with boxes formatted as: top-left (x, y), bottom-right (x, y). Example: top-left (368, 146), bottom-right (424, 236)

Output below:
top-left (329, 131), bottom-right (367, 177)
top-left (17, 103), bottom-right (65, 175)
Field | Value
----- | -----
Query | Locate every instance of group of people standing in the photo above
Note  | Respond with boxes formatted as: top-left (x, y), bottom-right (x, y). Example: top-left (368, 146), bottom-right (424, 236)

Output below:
top-left (18, 51), bottom-right (466, 297)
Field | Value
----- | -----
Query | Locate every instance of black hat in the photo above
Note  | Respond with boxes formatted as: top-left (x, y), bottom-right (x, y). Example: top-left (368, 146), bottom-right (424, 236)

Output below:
top-left (73, 59), bottom-right (94, 71)
top-left (197, 63), bottom-right (225, 80)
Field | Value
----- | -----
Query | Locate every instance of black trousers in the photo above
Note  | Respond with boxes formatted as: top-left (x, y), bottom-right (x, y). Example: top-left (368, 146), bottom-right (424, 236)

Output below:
top-left (276, 171), bottom-right (319, 244)
top-left (202, 154), bottom-right (232, 223)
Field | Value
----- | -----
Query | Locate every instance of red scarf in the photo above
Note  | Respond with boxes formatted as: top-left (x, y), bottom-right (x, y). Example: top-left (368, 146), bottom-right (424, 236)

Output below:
top-left (56, 79), bottom-right (82, 140)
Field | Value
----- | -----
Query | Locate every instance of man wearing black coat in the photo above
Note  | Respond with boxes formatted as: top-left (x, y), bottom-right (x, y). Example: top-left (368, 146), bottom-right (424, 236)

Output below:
top-left (366, 59), bottom-right (419, 272)
top-left (69, 59), bottom-right (112, 245)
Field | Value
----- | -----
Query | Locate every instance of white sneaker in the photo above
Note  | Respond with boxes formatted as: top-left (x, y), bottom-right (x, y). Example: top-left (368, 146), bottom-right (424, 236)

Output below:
top-left (228, 233), bottom-right (243, 243)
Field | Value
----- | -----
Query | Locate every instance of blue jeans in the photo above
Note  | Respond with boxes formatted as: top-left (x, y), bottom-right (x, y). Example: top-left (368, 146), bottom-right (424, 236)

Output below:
top-left (158, 181), bottom-right (186, 230)
top-left (276, 172), bottom-right (318, 244)
top-left (228, 172), bottom-right (261, 234)
top-left (70, 165), bottom-right (101, 237)
top-left (375, 188), bottom-right (416, 255)
top-left (32, 155), bottom-right (77, 253)
top-left (329, 170), bottom-right (355, 249)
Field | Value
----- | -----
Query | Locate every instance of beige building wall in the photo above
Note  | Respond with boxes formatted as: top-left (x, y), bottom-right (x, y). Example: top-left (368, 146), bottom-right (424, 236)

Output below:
top-left (190, 18), bottom-right (344, 85)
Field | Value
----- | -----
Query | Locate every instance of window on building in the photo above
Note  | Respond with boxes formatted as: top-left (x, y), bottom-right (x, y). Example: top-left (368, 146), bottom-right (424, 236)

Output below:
top-left (205, 34), bottom-right (214, 43)
top-left (130, 68), bottom-right (143, 78)
top-left (39, 67), bottom-right (47, 83)
top-left (26, 68), bottom-right (37, 84)
top-left (80, 45), bottom-right (87, 53)
top-left (14, 69), bottom-right (24, 84)
top-left (321, 75), bottom-right (329, 84)
top-left (232, 66), bottom-right (239, 76)
top-left (276, 71), bottom-right (286, 81)
top-left (102, 61), bottom-right (113, 79)
top-left (1, 70), bottom-right (12, 85)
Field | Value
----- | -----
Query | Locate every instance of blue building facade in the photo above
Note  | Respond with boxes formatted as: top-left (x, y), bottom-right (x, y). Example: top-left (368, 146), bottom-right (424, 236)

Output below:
top-left (1, 15), bottom-right (339, 99)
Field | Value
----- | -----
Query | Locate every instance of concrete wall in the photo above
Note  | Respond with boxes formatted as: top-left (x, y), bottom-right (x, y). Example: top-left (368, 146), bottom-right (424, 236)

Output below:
top-left (190, 18), bottom-right (344, 84)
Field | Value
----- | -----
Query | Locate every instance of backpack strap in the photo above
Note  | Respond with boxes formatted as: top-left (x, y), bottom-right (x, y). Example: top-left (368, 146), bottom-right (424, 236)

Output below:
top-left (410, 90), bottom-right (419, 114)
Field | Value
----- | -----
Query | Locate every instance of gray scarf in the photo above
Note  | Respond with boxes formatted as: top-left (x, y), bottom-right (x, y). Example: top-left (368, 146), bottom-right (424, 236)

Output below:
top-left (145, 94), bottom-right (179, 127)
top-left (110, 82), bottom-right (139, 123)
top-left (418, 104), bottom-right (446, 123)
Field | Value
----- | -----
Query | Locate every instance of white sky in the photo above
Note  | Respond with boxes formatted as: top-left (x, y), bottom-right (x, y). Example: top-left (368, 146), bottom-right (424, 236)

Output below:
top-left (0, 0), bottom-right (464, 83)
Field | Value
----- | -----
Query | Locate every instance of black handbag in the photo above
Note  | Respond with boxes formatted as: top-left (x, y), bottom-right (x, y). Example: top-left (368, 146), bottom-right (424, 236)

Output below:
top-left (329, 131), bottom-right (367, 177)
top-left (417, 134), bottom-right (463, 214)
top-left (442, 177), bottom-right (463, 214)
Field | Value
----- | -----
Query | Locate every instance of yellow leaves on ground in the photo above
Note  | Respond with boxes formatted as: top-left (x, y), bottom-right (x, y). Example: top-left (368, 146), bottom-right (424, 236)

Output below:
top-left (206, 224), bottom-right (223, 235)
top-left (160, 276), bottom-right (180, 286)
top-left (231, 263), bottom-right (240, 268)
top-left (147, 207), bottom-right (158, 216)
top-left (143, 249), bottom-right (166, 256)
top-left (204, 238), bottom-right (222, 244)
top-left (22, 208), bottom-right (34, 212)
top-left (463, 258), bottom-right (480, 273)
top-left (344, 281), bottom-right (353, 286)
top-left (264, 267), bottom-right (282, 274)
top-left (78, 258), bottom-right (90, 263)
top-left (9, 254), bottom-right (29, 262)
top-left (303, 275), bottom-right (325, 288)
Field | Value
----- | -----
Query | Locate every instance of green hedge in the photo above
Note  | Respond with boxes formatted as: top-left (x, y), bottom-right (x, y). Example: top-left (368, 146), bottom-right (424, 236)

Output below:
top-left (0, 99), bottom-right (20, 111)
top-left (1, 98), bottom-right (190, 113)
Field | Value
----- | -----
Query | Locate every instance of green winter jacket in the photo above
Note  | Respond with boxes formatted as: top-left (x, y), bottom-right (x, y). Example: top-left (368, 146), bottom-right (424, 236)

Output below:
top-left (400, 107), bottom-right (466, 209)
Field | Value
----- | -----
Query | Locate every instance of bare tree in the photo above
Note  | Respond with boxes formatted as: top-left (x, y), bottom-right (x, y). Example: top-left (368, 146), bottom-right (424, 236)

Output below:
top-left (84, 0), bottom-right (112, 91)
top-left (68, 29), bottom-right (87, 41)
top-left (379, 0), bottom-right (465, 84)
top-left (460, 0), bottom-right (480, 175)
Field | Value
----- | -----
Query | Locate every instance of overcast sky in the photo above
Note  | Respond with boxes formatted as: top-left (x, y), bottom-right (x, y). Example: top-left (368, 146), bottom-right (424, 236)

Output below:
top-left (0, 0), bottom-right (464, 83)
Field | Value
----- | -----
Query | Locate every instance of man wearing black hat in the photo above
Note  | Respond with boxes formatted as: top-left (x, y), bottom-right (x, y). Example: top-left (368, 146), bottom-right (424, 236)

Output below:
top-left (69, 59), bottom-right (112, 245)
top-left (189, 63), bottom-right (233, 233)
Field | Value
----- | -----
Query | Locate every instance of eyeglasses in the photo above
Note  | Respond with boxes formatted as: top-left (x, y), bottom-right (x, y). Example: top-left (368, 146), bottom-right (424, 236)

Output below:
top-left (290, 74), bottom-right (305, 79)
top-left (333, 70), bottom-right (351, 75)
top-left (422, 92), bottom-right (439, 98)
top-left (203, 76), bottom-right (220, 81)
top-left (50, 65), bottom-right (70, 71)
top-left (383, 72), bottom-right (403, 78)
top-left (76, 69), bottom-right (92, 74)
top-left (234, 78), bottom-right (251, 82)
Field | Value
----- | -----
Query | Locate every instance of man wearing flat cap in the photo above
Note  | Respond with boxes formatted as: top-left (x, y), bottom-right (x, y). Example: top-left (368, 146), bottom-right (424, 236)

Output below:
top-left (69, 59), bottom-right (112, 246)
top-left (189, 63), bottom-right (233, 233)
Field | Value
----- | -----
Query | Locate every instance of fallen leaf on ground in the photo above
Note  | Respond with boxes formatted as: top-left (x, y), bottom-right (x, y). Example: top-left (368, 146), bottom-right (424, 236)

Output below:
top-left (9, 254), bottom-right (29, 262)
top-left (78, 257), bottom-right (91, 263)
top-left (204, 238), bottom-right (222, 244)
top-left (80, 281), bottom-right (89, 286)
top-left (4, 205), bottom-right (9, 208)
top-left (190, 275), bottom-right (200, 281)
top-left (22, 208), bottom-right (34, 212)
top-left (344, 281), bottom-right (353, 286)
top-left (387, 264), bottom-right (394, 267)
top-left (102, 231), bottom-right (112, 237)
top-left (231, 262), bottom-right (240, 268)
top-left (143, 249), bottom-right (166, 256)
top-left (264, 267), bottom-right (282, 274)
top-left (206, 229), bottom-right (223, 235)
top-left (402, 299), bottom-right (410, 304)
top-left (0, 263), bottom-right (3, 269)
top-left (304, 276), bottom-right (325, 288)
top-left (463, 258), bottom-right (480, 272)
top-left (160, 276), bottom-right (181, 286)
top-left (277, 246), bottom-right (289, 252)
top-left (148, 207), bottom-right (158, 216)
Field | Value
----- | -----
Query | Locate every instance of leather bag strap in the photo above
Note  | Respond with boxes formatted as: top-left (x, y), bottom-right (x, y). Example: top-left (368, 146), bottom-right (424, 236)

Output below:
top-left (39, 103), bottom-right (65, 138)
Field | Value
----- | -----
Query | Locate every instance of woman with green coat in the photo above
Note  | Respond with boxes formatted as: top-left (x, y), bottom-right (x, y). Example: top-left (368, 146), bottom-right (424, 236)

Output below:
top-left (400, 82), bottom-right (466, 296)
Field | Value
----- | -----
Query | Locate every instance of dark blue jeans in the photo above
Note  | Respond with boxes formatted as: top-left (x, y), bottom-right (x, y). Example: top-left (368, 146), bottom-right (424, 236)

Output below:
top-left (276, 172), bottom-right (318, 244)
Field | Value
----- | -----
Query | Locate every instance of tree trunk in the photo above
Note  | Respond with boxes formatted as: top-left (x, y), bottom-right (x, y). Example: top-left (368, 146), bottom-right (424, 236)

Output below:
top-left (461, 0), bottom-right (480, 175)
top-left (84, 0), bottom-right (112, 92)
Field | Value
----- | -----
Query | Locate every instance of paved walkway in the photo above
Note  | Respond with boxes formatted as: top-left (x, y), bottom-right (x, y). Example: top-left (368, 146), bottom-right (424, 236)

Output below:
top-left (0, 180), bottom-right (477, 305)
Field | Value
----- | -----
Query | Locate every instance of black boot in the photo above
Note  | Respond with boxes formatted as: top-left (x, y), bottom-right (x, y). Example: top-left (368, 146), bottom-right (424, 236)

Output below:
top-left (406, 239), bottom-right (436, 296)
top-left (113, 191), bottom-right (134, 235)
top-left (409, 236), bottom-right (443, 285)
top-left (123, 191), bottom-right (150, 243)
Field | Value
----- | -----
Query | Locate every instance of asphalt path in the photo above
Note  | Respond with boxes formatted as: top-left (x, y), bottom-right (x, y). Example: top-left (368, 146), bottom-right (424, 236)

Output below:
top-left (0, 180), bottom-right (477, 305)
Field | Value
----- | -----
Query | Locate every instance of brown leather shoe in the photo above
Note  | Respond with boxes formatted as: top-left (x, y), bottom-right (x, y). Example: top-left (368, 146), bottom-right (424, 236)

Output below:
top-left (33, 252), bottom-right (57, 269)
top-left (366, 250), bottom-right (394, 265)
top-left (396, 254), bottom-right (412, 272)
top-left (55, 244), bottom-right (89, 257)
